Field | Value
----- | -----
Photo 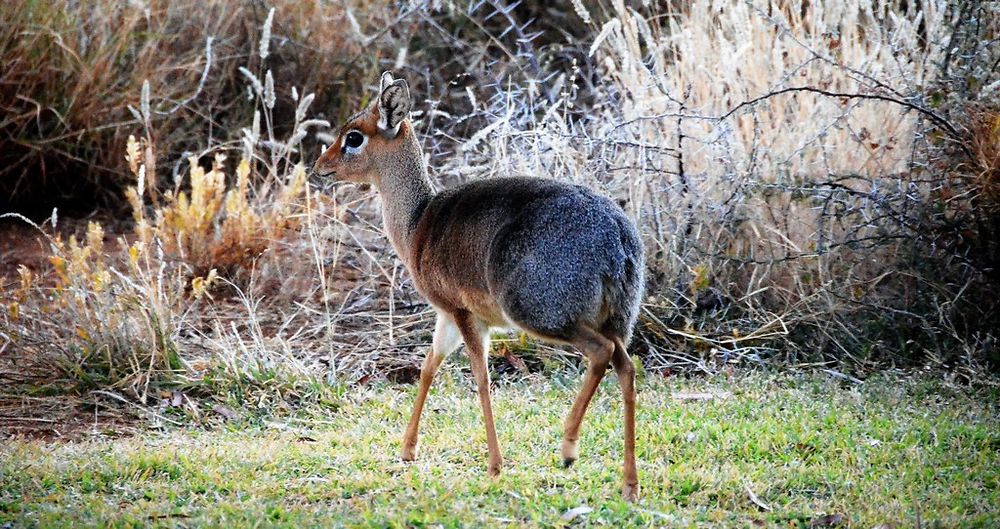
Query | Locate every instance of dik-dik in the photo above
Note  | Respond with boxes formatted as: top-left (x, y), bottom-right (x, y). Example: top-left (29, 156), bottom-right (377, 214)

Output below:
top-left (313, 72), bottom-right (645, 501)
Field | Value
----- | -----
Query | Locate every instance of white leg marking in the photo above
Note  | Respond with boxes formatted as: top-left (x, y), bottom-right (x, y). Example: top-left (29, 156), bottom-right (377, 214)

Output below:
top-left (433, 312), bottom-right (463, 360)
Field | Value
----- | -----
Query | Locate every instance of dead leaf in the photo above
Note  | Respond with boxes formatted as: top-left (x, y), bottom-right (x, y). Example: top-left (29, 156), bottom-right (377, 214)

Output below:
top-left (212, 404), bottom-right (237, 421)
top-left (794, 442), bottom-right (816, 455)
top-left (502, 347), bottom-right (528, 373)
top-left (561, 505), bottom-right (593, 522)
top-left (147, 512), bottom-right (190, 520)
top-left (745, 484), bottom-right (770, 511)
top-left (809, 513), bottom-right (844, 527)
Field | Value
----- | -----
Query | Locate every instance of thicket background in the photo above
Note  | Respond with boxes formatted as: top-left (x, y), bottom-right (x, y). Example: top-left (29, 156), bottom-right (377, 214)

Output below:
top-left (1, 0), bottom-right (998, 415)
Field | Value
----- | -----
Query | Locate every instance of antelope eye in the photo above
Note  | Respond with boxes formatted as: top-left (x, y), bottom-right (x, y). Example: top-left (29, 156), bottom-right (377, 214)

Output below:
top-left (344, 130), bottom-right (365, 149)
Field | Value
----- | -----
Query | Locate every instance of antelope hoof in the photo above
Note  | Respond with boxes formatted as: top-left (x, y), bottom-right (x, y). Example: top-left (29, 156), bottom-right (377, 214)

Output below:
top-left (560, 438), bottom-right (578, 468)
top-left (487, 462), bottom-right (502, 477)
top-left (622, 482), bottom-right (639, 502)
top-left (400, 443), bottom-right (418, 462)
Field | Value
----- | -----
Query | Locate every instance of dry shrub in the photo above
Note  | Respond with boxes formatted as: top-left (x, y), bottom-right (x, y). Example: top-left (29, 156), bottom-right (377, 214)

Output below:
top-left (592, 0), bottom-right (943, 357)
top-left (0, 0), bottom-right (374, 214)
top-left (434, 0), bottom-right (999, 373)
top-left (126, 138), bottom-right (307, 279)
top-left (966, 108), bottom-right (1000, 214)
top-left (0, 8), bottom-right (329, 400)
top-left (3, 0), bottom-right (999, 405)
top-left (1, 221), bottom-right (188, 400)
top-left (0, 142), bottom-right (314, 401)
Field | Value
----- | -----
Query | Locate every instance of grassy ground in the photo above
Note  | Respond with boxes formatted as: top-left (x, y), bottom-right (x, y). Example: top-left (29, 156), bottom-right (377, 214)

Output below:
top-left (1, 369), bottom-right (998, 528)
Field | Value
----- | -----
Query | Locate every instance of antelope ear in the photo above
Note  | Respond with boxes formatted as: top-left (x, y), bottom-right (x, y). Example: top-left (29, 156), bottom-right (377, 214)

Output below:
top-left (377, 71), bottom-right (410, 137)
top-left (379, 71), bottom-right (395, 93)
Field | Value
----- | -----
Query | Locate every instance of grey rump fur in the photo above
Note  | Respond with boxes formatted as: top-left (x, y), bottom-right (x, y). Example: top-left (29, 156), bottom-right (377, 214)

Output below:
top-left (410, 176), bottom-right (645, 345)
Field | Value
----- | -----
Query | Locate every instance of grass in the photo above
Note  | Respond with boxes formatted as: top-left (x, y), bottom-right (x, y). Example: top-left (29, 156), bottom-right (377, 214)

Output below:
top-left (2, 370), bottom-right (998, 528)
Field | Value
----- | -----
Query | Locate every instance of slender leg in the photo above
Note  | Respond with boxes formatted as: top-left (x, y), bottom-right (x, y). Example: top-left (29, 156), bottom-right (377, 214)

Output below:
top-left (561, 327), bottom-right (614, 467)
top-left (611, 338), bottom-right (638, 502)
top-left (401, 312), bottom-right (462, 461)
top-left (455, 312), bottom-right (502, 476)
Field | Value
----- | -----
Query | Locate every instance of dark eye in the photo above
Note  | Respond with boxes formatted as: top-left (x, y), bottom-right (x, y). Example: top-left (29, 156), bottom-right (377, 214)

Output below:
top-left (344, 130), bottom-right (365, 149)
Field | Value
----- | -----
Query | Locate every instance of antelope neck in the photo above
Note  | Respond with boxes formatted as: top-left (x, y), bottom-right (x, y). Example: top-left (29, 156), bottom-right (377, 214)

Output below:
top-left (376, 129), bottom-right (432, 264)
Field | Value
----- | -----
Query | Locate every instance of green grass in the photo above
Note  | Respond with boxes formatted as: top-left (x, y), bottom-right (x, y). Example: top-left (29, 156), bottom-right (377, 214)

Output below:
top-left (2, 370), bottom-right (998, 528)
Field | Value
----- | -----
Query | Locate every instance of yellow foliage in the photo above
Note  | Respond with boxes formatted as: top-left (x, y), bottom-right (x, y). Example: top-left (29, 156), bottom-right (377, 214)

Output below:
top-left (16, 265), bottom-right (33, 301)
top-left (191, 269), bottom-right (219, 301)
top-left (125, 134), bottom-right (142, 176)
top-left (126, 144), bottom-right (307, 277)
top-left (128, 244), bottom-right (141, 268)
top-left (690, 263), bottom-right (710, 294)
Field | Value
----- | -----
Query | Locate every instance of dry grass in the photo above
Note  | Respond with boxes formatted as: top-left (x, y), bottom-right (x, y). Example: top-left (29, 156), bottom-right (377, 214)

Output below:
top-left (965, 107), bottom-right (1000, 213)
top-left (1, 0), bottom-right (998, 417)
top-left (0, 0), bottom-right (374, 211)
top-left (435, 0), bottom-right (999, 373)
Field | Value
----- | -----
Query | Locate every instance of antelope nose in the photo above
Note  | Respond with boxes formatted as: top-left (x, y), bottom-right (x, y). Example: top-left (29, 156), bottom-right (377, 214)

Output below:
top-left (311, 159), bottom-right (332, 177)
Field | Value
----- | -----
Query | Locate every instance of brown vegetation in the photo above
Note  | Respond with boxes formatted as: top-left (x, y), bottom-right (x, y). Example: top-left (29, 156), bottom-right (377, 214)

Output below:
top-left (0, 0), bottom-right (997, 417)
top-left (0, 0), bottom-right (369, 213)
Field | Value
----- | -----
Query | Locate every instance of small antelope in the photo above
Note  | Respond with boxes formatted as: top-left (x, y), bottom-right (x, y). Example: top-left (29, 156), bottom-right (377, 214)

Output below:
top-left (313, 72), bottom-right (645, 501)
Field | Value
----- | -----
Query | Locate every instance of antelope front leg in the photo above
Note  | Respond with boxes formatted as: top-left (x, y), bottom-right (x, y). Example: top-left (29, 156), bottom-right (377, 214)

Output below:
top-left (401, 312), bottom-right (461, 461)
top-left (455, 313), bottom-right (502, 476)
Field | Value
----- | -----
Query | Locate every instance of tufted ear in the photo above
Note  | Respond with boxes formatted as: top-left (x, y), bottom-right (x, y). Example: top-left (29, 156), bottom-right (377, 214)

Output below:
top-left (377, 71), bottom-right (410, 137)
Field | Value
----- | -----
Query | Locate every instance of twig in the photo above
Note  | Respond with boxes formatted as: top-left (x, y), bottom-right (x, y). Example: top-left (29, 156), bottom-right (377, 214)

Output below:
top-left (90, 390), bottom-right (184, 427)
top-left (156, 37), bottom-right (214, 116)
top-left (717, 86), bottom-right (961, 141)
